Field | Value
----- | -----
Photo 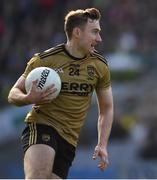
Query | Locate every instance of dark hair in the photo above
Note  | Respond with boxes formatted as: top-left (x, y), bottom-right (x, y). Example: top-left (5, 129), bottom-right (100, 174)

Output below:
top-left (64, 8), bottom-right (101, 40)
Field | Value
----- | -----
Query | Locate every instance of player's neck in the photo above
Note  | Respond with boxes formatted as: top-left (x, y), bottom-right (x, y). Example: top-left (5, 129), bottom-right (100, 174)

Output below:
top-left (65, 41), bottom-right (86, 59)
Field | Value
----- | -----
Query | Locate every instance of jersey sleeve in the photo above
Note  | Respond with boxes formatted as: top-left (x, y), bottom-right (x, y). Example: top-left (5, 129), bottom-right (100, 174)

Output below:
top-left (96, 64), bottom-right (111, 90)
top-left (22, 54), bottom-right (41, 78)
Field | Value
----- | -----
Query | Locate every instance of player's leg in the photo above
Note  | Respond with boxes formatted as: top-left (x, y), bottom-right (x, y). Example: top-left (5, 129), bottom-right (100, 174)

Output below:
top-left (24, 144), bottom-right (55, 179)
top-left (21, 123), bottom-right (58, 179)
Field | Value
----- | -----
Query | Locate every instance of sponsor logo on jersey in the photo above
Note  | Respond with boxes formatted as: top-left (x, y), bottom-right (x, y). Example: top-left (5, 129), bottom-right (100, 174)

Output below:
top-left (61, 82), bottom-right (94, 96)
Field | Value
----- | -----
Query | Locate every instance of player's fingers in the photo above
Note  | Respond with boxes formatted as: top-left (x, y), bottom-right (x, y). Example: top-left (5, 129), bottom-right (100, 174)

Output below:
top-left (98, 163), bottom-right (105, 171)
top-left (100, 156), bottom-right (109, 169)
top-left (44, 84), bottom-right (55, 92)
top-left (93, 149), bottom-right (99, 160)
top-left (98, 160), bottom-right (108, 171)
top-left (30, 79), bottom-right (39, 91)
top-left (44, 88), bottom-right (57, 98)
top-left (32, 79), bottom-right (38, 85)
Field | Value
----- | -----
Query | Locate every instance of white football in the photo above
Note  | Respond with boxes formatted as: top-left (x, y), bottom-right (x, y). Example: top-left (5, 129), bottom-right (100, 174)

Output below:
top-left (25, 67), bottom-right (61, 99)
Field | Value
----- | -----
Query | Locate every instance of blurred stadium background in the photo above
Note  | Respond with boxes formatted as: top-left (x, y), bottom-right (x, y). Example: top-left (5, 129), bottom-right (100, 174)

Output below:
top-left (0, 0), bottom-right (157, 178)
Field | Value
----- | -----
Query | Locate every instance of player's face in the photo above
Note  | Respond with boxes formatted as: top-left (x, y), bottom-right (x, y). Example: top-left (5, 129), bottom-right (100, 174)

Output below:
top-left (78, 19), bottom-right (102, 54)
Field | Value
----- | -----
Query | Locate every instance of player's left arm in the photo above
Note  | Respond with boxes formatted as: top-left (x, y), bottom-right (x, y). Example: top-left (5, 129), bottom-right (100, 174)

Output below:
top-left (93, 86), bottom-right (114, 171)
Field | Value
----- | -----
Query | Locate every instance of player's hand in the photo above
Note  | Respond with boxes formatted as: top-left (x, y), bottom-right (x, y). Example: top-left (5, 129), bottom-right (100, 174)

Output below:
top-left (92, 145), bottom-right (109, 171)
top-left (26, 79), bottom-right (57, 104)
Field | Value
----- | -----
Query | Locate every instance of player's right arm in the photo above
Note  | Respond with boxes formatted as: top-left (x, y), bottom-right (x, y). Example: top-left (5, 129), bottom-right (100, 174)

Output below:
top-left (8, 75), bottom-right (55, 106)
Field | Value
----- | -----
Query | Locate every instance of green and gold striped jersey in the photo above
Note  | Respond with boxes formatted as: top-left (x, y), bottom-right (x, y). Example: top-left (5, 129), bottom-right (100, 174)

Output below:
top-left (23, 44), bottom-right (111, 147)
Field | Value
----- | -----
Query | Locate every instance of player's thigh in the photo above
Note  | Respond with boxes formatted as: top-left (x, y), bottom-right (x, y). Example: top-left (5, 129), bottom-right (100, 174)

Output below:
top-left (24, 144), bottom-right (55, 176)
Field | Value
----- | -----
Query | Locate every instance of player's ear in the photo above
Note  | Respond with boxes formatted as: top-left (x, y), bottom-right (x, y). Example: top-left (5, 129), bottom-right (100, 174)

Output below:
top-left (73, 27), bottom-right (81, 38)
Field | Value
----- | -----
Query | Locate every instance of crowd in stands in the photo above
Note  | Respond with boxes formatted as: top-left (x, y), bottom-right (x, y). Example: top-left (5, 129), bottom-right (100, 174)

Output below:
top-left (0, 0), bottom-right (157, 108)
